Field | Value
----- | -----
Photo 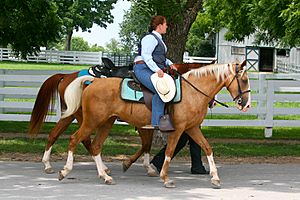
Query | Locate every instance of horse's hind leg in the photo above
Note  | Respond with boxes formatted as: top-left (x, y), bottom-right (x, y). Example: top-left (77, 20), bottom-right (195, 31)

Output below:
top-left (122, 129), bottom-right (156, 176)
top-left (186, 126), bottom-right (221, 189)
top-left (42, 115), bottom-right (75, 174)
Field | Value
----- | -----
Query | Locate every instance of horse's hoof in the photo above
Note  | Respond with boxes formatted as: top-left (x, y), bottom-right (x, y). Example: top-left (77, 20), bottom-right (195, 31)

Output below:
top-left (122, 160), bottom-right (131, 172)
top-left (58, 171), bottom-right (65, 181)
top-left (147, 169), bottom-right (158, 177)
top-left (104, 168), bottom-right (111, 175)
top-left (164, 180), bottom-right (176, 188)
top-left (105, 178), bottom-right (116, 185)
top-left (44, 167), bottom-right (55, 174)
top-left (211, 179), bottom-right (221, 189)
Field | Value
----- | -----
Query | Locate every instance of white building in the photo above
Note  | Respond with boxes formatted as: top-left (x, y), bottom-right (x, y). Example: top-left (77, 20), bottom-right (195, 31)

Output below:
top-left (216, 28), bottom-right (300, 72)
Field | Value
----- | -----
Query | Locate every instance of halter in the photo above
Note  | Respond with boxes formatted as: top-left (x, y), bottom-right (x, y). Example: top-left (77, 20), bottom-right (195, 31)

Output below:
top-left (227, 64), bottom-right (251, 104)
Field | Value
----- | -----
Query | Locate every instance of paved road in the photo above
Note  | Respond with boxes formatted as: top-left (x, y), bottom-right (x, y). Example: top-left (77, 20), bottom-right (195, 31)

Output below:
top-left (0, 161), bottom-right (299, 200)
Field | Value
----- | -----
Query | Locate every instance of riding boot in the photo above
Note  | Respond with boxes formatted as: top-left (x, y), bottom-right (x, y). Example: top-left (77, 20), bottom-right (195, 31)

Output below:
top-left (189, 137), bottom-right (209, 174)
top-left (150, 133), bottom-right (189, 172)
top-left (158, 114), bottom-right (175, 132)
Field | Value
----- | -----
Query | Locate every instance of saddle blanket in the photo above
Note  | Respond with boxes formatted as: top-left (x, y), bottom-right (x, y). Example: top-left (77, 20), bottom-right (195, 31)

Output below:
top-left (120, 77), bottom-right (182, 103)
top-left (78, 69), bottom-right (182, 103)
top-left (78, 69), bottom-right (95, 85)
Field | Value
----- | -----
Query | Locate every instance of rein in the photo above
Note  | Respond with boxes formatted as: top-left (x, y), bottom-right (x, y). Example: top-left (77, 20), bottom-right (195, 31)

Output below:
top-left (172, 69), bottom-right (229, 108)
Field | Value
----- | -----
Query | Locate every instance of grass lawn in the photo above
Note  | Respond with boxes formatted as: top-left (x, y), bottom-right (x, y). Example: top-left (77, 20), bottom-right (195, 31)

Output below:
top-left (0, 61), bottom-right (89, 70)
top-left (0, 121), bottom-right (299, 158)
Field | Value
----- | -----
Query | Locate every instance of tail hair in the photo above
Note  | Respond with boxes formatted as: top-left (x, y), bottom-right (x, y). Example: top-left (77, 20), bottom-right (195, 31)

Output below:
top-left (62, 76), bottom-right (94, 118)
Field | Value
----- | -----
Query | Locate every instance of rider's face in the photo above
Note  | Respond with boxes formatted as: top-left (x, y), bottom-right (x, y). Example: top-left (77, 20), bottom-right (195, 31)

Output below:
top-left (156, 21), bottom-right (168, 34)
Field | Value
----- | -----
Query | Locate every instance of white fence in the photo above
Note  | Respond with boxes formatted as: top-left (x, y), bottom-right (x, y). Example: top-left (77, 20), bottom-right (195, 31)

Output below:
top-left (0, 48), bottom-right (215, 65)
top-left (0, 69), bottom-right (299, 137)
top-left (276, 60), bottom-right (300, 73)
top-left (183, 55), bottom-right (216, 64)
top-left (0, 48), bottom-right (135, 66)
top-left (0, 48), bottom-right (102, 65)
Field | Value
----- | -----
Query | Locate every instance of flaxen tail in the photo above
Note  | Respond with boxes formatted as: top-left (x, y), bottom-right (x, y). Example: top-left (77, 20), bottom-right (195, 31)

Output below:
top-left (62, 76), bottom-right (95, 118)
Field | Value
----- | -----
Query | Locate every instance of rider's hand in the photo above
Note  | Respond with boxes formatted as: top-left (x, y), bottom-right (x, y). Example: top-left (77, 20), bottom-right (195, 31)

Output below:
top-left (157, 70), bottom-right (164, 78)
top-left (170, 64), bottom-right (177, 70)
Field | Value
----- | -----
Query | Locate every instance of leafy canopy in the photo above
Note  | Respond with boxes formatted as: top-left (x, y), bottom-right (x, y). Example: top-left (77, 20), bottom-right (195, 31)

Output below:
top-left (0, 0), bottom-right (61, 58)
top-left (204, 0), bottom-right (300, 47)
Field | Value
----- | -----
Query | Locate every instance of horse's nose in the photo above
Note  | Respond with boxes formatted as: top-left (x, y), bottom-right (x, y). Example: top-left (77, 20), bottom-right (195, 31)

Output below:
top-left (242, 103), bottom-right (251, 112)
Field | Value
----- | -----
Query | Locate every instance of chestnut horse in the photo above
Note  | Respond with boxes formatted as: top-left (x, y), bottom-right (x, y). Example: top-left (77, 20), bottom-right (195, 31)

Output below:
top-left (28, 62), bottom-right (214, 174)
top-left (59, 61), bottom-right (251, 188)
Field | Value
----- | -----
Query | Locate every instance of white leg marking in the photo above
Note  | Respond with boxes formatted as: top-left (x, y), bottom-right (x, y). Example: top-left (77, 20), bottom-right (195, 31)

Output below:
top-left (160, 155), bottom-right (171, 177)
top-left (165, 156), bottom-right (171, 162)
top-left (101, 161), bottom-right (108, 171)
top-left (143, 153), bottom-right (158, 176)
top-left (42, 146), bottom-right (52, 170)
top-left (143, 153), bottom-right (150, 167)
top-left (207, 154), bottom-right (220, 181)
top-left (93, 154), bottom-right (113, 183)
top-left (60, 151), bottom-right (74, 177)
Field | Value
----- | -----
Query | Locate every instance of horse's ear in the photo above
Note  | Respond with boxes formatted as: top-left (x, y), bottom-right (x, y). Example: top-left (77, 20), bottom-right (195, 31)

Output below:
top-left (241, 60), bottom-right (247, 68)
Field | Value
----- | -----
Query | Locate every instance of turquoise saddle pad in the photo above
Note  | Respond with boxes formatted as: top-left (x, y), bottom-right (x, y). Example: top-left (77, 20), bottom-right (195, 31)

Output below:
top-left (120, 77), bottom-right (181, 103)
top-left (78, 69), bottom-right (92, 84)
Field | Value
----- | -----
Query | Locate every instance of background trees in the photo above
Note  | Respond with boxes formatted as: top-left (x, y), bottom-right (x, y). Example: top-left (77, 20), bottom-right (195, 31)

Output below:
top-left (121, 0), bottom-right (300, 60)
top-left (55, 0), bottom-right (117, 50)
top-left (120, 0), bottom-right (202, 62)
top-left (0, 0), bottom-right (117, 57)
top-left (1, 0), bottom-right (299, 59)
top-left (185, 12), bottom-right (215, 57)
top-left (0, 0), bottom-right (61, 58)
top-left (204, 0), bottom-right (300, 47)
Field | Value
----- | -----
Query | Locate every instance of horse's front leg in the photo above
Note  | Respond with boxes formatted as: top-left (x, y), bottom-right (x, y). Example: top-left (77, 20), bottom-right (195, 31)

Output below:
top-left (58, 124), bottom-right (94, 181)
top-left (91, 119), bottom-right (116, 184)
top-left (123, 128), bottom-right (157, 176)
top-left (160, 131), bottom-right (182, 188)
top-left (186, 126), bottom-right (221, 189)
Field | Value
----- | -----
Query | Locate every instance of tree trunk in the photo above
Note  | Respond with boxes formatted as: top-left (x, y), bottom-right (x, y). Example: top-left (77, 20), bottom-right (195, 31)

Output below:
top-left (64, 30), bottom-right (73, 51)
top-left (165, 0), bottom-right (202, 63)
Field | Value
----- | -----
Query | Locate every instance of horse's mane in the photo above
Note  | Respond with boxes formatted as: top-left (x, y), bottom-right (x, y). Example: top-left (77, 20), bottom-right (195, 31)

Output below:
top-left (182, 63), bottom-right (234, 82)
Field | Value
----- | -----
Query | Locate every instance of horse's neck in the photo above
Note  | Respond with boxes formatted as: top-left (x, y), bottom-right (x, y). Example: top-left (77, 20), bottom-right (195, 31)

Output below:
top-left (186, 74), bottom-right (225, 99)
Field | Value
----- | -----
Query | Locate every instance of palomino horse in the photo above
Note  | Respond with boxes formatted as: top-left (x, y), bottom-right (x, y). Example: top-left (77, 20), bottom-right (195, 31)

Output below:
top-left (28, 62), bottom-right (214, 174)
top-left (58, 61), bottom-right (251, 188)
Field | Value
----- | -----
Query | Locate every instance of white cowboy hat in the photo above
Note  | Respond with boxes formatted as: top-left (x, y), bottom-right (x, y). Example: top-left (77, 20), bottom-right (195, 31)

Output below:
top-left (150, 73), bottom-right (176, 103)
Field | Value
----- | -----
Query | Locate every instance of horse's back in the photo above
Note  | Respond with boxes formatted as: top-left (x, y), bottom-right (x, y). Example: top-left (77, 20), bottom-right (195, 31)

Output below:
top-left (84, 77), bottom-right (123, 102)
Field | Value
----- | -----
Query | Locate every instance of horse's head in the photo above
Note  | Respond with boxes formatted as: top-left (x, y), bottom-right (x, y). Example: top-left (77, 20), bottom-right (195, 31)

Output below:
top-left (225, 60), bottom-right (251, 112)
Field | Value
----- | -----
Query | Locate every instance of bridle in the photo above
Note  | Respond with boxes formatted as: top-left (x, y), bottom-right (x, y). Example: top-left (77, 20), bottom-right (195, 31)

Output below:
top-left (227, 64), bottom-right (251, 104)
top-left (170, 63), bottom-right (251, 108)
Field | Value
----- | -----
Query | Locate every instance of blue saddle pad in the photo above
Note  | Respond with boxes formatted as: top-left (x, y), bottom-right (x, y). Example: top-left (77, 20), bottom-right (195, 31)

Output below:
top-left (78, 69), bottom-right (92, 84)
top-left (120, 77), bottom-right (181, 103)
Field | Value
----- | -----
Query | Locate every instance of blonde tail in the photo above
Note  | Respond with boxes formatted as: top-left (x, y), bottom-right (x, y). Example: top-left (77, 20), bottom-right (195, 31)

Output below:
top-left (61, 75), bottom-right (95, 118)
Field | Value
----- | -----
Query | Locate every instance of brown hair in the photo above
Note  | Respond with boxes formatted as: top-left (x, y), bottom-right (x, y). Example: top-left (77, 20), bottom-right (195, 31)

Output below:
top-left (148, 15), bottom-right (166, 32)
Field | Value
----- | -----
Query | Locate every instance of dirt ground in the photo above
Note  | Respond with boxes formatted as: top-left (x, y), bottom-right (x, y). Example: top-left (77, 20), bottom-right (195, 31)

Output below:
top-left (1, 152), bottom-right (300, 165)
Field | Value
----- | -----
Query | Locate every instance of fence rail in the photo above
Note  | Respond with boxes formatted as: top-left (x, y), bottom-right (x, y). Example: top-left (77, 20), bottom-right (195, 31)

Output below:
top-left (0, 48), bottom-right (135, 66)
top-left (0, 48), bottom-right (216, 65)
top-left (0, 69), bottom-right (300, 137)
top-left (276, 60), bottom-right (300, 74)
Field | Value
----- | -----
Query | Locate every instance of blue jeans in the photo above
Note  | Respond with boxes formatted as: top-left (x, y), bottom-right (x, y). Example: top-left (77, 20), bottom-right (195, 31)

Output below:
top-left (133, 63), bottom-right (164, 126)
